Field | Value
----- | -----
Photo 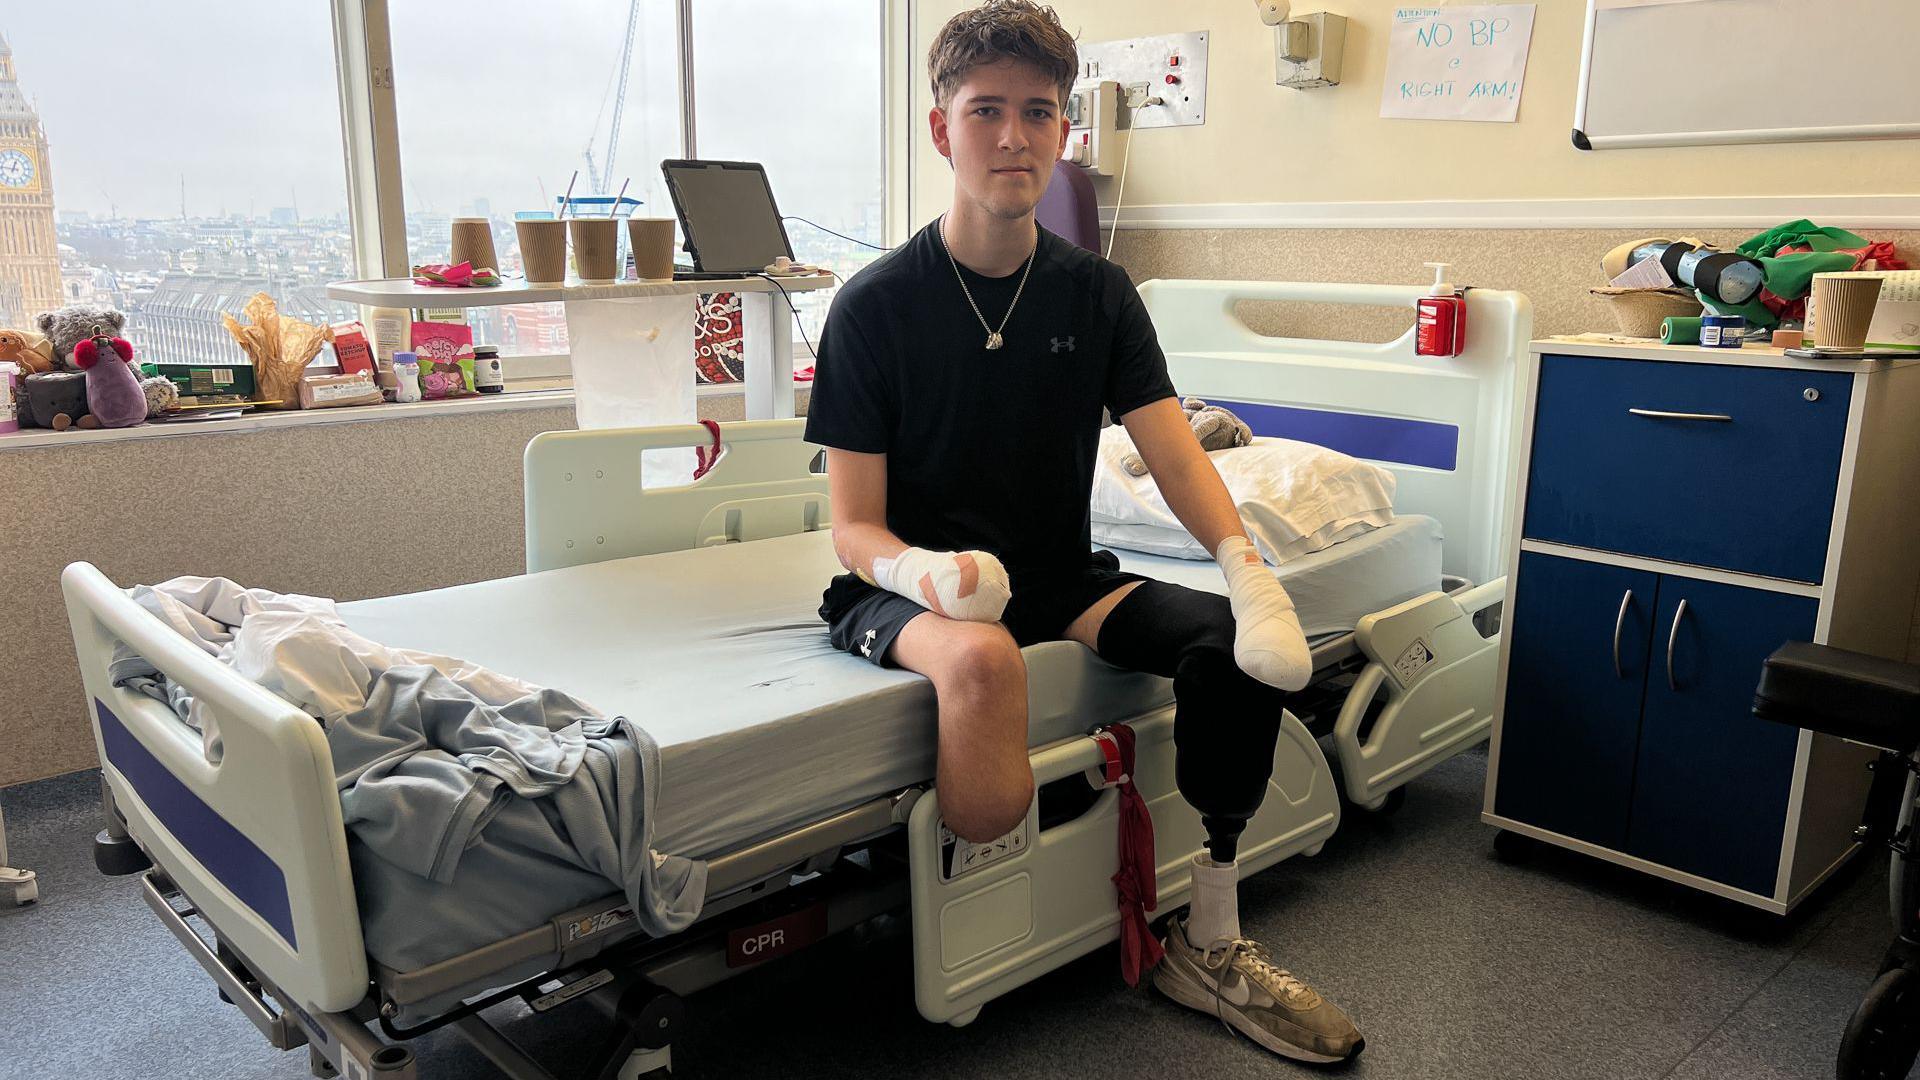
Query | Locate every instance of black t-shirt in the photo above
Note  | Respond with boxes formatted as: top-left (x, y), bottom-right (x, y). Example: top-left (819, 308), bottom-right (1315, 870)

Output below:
top-left (804, 221), bottom-right (1176, 578)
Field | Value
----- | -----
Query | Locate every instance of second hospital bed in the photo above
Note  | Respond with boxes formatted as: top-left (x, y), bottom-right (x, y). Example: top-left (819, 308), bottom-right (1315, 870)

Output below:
top-left (66, 279), bottom-right (1531, 1079)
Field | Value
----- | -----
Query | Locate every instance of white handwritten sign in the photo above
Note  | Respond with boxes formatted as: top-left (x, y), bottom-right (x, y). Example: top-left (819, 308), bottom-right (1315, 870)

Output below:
top-left (1380, 5), bottom-right (1537, 123)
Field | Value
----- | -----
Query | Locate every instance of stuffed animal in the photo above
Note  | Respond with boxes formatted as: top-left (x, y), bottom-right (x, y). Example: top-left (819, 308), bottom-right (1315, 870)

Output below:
top-left (0, 327), bottom-right (55, 376)
top-left (1122, 397), bottom-right (1254, 477)
top-left (36, 303), bottom-right (174, 419)
top-left (36, 304), bottom-right (123, 372)
top-left (73, 331), bottom-right (146, 428)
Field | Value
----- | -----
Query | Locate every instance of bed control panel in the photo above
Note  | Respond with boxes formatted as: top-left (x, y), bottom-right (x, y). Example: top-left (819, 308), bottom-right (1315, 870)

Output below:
top-left (939, 822), bottom-right (1029, 881)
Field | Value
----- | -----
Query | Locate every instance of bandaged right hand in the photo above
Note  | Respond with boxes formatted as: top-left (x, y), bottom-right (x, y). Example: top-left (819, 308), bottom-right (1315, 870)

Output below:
top-left (873, 547), bottom-right (1011, 623)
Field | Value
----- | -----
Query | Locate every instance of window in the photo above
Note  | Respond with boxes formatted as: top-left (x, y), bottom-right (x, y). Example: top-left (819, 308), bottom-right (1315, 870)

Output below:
top-left (388, 0), bottom-right (682, 359)
top-left (0, 6), bottom-right (355, 369)
top-left (692, 0), bottom-right (889, 346)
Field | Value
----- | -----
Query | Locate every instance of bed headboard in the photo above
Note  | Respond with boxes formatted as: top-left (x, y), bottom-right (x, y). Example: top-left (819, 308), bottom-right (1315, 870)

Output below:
top-left (1137, 279), bottom-right (1532, 586)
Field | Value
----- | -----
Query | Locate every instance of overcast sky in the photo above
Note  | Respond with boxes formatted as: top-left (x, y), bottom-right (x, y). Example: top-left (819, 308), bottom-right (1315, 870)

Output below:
top-left (5, 1), bottom-right (883, 234)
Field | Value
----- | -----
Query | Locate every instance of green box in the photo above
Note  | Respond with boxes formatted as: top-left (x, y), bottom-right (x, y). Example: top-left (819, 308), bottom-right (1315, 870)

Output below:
top-left (154, 362), bottom-right (257, 398)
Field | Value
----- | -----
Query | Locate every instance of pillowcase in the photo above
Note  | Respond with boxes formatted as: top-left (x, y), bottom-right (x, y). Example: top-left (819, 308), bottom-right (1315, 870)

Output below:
top-left (1091, 427), bottom-right (1397, 564)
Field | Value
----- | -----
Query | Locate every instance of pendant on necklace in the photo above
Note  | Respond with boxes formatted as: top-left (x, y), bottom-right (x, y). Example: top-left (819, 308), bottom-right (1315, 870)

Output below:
top-left (984, 332), bottom-right (1004, 351)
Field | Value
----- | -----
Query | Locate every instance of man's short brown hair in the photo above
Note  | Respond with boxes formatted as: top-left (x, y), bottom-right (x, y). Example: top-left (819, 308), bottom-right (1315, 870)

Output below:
top-left (927, 1), bottom-right (1078, 111)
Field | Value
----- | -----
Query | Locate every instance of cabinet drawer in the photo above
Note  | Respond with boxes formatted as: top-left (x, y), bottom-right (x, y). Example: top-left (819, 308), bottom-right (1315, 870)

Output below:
top-left (1523, 355), bottom-right (1852, 582)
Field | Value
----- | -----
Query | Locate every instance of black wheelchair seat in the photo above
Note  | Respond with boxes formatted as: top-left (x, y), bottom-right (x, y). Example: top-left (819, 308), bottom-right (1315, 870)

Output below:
top-left (1753, 641), bottom-right (1920, 755)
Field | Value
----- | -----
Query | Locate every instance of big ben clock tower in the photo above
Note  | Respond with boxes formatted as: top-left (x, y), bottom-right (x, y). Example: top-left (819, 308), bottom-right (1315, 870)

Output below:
top-left (0, 31), bottom-right (60, 326)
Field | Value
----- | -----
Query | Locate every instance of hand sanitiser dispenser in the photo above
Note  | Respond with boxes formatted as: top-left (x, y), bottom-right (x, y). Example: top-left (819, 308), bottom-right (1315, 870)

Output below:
top-left (1416, 262), bottom-right (1466, 358)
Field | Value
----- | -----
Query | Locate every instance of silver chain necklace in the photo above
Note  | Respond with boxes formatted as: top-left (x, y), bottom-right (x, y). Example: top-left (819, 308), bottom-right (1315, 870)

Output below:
top-left (937, 214), bottom-right (1037, 351)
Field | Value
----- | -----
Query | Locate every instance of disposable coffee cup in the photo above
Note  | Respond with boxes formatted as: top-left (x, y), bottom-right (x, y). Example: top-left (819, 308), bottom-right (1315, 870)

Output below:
top-left (568, 218), bottom-right (621, 284)
top-left (627, 218), bottom-right (678, 281)
top-left (450, 217), bottom-right (498, 272)
top-left (1811, 273), bottom-right (1885, 353)
top-left (516, 218), bottom-right (568, 286)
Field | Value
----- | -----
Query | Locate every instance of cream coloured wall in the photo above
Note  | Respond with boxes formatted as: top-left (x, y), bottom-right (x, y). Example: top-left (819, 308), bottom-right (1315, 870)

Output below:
top-left (910, 0), bottom-right (1919, 224)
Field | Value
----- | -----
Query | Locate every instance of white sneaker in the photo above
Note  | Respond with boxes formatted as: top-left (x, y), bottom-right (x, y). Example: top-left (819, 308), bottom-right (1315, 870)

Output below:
top-left (1153, 915), bottom-right (1366, 1064)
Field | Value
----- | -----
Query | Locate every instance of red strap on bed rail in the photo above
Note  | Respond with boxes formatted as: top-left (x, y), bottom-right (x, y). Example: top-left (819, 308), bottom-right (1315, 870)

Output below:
top-left (1098, 724), bottom-right (1162, 986)
top-left (693, 420), bottom-right (723, 480)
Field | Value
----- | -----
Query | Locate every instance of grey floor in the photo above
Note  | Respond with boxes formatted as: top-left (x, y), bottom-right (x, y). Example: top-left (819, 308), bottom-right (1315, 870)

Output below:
top-left (0, 749), bottom-right (1901, 1080)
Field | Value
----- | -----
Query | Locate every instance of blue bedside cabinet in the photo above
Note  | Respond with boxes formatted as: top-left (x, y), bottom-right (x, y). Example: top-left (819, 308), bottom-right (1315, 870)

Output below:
top-left (1484, 340), bottom-right (1920, 912)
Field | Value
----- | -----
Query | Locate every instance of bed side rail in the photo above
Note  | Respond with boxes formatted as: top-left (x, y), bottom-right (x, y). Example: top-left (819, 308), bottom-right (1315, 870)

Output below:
top-left (60, 561), bottom-right (369, 1013)
top-left (524, 419), bottom-right (831, 572)
top-left (1331, 576), bottom-right (1506, 808)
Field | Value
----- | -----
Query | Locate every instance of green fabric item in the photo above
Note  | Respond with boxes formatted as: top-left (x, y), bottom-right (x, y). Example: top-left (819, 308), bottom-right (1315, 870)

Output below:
top-left (1737, 218), bottom-right (1869, 260)
top-left (1662, 317), bottom-right (1702, 345)
top-left (1757, 250), bottom-right (1858, 301)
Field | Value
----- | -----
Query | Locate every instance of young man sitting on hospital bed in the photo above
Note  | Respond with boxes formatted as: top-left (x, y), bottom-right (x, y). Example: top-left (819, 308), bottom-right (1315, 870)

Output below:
top-left (804, 0), bottom-right (1364, 1065)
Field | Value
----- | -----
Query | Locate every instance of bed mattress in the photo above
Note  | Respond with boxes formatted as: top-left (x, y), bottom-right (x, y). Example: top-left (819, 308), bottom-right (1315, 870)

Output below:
top-left (338, 516), bottom-right (1442, 859)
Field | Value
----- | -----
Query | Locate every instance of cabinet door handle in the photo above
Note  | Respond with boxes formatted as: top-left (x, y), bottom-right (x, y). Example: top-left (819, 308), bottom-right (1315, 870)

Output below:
top-left (1666, 599), bottom-right (1689, 692)
top-left (1628, 408), bottom-right (1734, 423)
top-left (1612, 589), bottom-right (1634, 679)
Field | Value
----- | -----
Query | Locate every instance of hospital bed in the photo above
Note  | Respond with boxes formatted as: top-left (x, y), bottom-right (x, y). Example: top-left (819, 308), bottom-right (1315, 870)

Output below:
top-left (63, 280), bottom-right (1530, 1079)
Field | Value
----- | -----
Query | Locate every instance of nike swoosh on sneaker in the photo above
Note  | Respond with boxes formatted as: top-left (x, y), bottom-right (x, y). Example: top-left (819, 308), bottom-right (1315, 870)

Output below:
top-left (1217, 969), bottom-right (1255, 1009)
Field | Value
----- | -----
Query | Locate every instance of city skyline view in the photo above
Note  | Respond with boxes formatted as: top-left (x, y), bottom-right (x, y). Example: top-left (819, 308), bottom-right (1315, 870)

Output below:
top-left (0, 3), bottom-right (886, 368)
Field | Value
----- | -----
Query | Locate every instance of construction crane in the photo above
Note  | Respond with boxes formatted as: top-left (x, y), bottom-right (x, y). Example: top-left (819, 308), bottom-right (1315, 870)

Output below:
top-left (583, 0), bottom-right (643, 195)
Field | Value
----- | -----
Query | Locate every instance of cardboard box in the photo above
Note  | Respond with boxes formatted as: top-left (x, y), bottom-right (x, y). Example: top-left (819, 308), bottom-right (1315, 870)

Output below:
top-left (155, 362), bottom-right (258, 398)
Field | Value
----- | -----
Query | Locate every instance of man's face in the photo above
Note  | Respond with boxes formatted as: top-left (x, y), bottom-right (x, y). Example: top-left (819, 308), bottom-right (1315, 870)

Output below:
top-left (931, 59), bottom-right (1069, 221)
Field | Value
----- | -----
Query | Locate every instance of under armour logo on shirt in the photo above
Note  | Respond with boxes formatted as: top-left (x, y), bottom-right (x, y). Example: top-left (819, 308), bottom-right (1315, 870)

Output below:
top-left (860, 628), bottom-right (878, 657)
top-left (1050, 336), bottom-right (1076, 354)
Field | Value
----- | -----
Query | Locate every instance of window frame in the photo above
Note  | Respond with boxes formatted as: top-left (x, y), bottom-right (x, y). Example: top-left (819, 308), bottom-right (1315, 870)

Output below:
top-left (329, 0), bottom-right (908, 385)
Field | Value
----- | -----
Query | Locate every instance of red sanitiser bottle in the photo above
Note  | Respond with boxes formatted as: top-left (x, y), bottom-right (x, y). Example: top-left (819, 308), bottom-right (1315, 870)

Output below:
top-left (1416, 262), bottom-right (1466, 358)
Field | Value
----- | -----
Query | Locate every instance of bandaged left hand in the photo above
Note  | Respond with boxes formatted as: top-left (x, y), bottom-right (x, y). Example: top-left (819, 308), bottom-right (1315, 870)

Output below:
top-left (1216, 535), bottom-right (1312, 691)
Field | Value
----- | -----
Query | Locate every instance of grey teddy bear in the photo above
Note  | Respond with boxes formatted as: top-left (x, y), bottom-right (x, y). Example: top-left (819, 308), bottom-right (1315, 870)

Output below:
top-left (35, 304), bottom-right (177, 417)
top-left (1122, 397), bottom-right (1255, 477)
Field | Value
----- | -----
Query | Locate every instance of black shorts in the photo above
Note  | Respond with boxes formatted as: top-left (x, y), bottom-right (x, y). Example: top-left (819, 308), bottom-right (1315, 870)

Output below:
top-left (819, 550), bottom-right (1146, 666)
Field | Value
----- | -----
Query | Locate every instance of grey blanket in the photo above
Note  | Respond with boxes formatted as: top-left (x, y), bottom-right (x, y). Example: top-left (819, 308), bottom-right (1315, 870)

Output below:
top-left (109, 577), bottom-right (706, 1007)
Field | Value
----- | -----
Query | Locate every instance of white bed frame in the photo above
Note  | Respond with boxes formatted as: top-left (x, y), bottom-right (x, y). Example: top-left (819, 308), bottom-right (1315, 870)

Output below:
top-left (60, 279), bottom-right (1529, 1080)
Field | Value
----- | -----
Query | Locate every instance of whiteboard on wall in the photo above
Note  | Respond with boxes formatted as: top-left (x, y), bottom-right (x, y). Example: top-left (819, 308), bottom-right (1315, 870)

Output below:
top-left (1573, 0), bottom-right (1920, 150)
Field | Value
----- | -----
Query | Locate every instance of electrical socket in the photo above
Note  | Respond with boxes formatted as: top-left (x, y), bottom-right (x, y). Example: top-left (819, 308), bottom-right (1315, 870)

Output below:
top-left (1124, 82), bottom-right (1152, 108)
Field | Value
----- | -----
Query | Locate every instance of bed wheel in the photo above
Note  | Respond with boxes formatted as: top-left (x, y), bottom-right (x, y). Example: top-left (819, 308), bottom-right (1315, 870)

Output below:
top-left (93, 828), bottom-right (150, 876)
top-left (1492, 829), bottom-right (1537, 863)
top-left (1359, 787), bottom-right (1408, 815)
top-left (948, 1007), bottom-right (982, 1028)
top-left (1302, 842), bottom-right (1326, 858)
top-left (2, 873), bottom-right (35, 906)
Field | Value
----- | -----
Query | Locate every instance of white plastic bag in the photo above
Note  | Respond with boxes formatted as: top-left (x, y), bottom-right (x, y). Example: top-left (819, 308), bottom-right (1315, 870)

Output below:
top-left (565, 295), bottom-right (699, 485)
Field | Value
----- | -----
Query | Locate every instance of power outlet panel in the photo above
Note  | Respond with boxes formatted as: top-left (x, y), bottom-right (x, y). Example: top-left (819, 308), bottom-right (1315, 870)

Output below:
top-left (1075, 30), bottom-right (1209, 130)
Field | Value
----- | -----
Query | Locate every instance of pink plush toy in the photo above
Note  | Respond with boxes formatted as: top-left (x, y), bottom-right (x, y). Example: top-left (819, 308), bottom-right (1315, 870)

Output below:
top-left (72, 331), bottom-right (147, 429)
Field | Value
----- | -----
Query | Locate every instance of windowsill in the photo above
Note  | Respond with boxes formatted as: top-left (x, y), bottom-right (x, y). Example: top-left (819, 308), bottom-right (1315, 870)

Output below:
top-left (0, 379), bottom-right (812, 451)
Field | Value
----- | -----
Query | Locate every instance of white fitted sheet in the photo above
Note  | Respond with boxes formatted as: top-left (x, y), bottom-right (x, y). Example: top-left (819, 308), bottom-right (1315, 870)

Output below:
top-left (338, 516), bottom-right (1441, 858)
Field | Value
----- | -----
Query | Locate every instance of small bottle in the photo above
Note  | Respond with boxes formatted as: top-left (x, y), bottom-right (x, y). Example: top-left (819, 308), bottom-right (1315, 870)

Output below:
top-left (472, 345), bottom-right (504, 394)
top-left (1416, 262), bottom-right (1466, 358)
top-left (0, 362), bottom-right (19, 434)
top-left (392, 351), bottom-right (422, 404)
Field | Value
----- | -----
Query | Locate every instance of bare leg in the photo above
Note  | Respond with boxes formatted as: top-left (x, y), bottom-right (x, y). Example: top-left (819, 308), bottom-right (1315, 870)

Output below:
top-left (890, 613), bottom-right (1035, 843)
top-left (1063, 580), bottom-right (1146, 653)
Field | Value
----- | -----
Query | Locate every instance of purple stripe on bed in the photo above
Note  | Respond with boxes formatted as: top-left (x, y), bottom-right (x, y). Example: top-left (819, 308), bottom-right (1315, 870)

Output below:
top-left (96, 699), bottom-right (298, 949)
top-left (1211, 399), bottom-right (1459, 471)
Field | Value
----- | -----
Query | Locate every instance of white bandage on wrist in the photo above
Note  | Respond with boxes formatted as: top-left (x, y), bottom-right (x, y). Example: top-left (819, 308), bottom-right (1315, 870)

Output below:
top-left (873, 547), bottom-right (1011, 623)
top-left (1216, 535), bottom-right (1313, 691)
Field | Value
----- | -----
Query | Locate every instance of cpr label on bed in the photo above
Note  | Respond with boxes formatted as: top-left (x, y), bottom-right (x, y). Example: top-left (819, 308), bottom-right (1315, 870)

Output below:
top-left (726, 904), bottom-right (827, 968)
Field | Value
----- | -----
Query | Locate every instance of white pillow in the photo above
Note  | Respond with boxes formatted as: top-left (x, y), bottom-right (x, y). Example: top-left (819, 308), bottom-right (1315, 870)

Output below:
top-left (1091, 427), bottom-right (1397, 564)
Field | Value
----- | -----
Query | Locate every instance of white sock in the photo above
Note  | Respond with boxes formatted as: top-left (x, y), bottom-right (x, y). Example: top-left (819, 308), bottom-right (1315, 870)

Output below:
top-left (1185, 853), bottom-right (1242, 948)
top-left (871, 546), bottom-right (1011, 623)
top-left (1216, 535), bottom-right (1313, 691)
